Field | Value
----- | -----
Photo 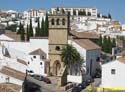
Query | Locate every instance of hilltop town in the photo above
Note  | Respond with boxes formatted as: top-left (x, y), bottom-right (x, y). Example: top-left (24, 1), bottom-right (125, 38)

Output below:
top-left (0, 7), bottom-right (125, 92)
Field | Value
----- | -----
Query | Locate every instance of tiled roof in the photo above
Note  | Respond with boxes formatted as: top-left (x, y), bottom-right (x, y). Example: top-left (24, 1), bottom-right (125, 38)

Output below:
top-left (112, 21), bottom-right (121, 26)
top-left (74, 39), bottom-right (101, 50)
top-left (0, 66), bottom-right (26, 81)
top-left (70, 30), bottom-right (99, 39)
top-left (117, 56), bottom-right (125, 63)
top-left (17, 58), bottom-right (27, 66)
top-left (29, 48), bottom-right (46, 55)
top-left (0, 83), bottom-right (21, 92)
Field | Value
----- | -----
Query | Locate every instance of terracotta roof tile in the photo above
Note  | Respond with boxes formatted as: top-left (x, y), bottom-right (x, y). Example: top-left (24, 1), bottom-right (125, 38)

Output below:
top-left (29, 48), bottom-right (46, 55)
top-left (74, 39), bottom-right (101, 50)
top-left (117, 56), bottom-right (125, 63)
top-left (17, 58), bottom-right (27, 66)
top-left (0, 83), bottom-right (21, 91)
top-left (70, 30), bottom-right (99, 39)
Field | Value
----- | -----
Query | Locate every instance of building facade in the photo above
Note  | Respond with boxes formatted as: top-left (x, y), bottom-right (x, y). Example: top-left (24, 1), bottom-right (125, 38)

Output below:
top-left (51, 7), bottom-right (97, 17)
top-left (48, 14), bottom-right (68, 76)
top-left (23, 9), bottom-right (46, 19)
top-left (101, 57), bottom-right (125, 88)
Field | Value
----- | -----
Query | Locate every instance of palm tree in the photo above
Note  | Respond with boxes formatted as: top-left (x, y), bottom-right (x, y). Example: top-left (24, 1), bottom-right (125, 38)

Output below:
top-left (61, 44), bottom-right (82, 75)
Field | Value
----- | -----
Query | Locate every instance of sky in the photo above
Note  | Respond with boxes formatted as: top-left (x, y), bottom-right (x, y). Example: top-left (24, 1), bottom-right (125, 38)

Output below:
top-left (0, 0), bottom-right (125, 23)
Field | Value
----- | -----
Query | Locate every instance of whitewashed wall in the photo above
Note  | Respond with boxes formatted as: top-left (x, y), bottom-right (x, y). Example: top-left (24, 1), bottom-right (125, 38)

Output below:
top-left (101, 60), bottom-right (125, 88)
top-left (67, 75), bottom-right (82, 83)
top-left (68, 40), bottom-right (101, 77)
top-left (27, 55), bottom-right (47, 76)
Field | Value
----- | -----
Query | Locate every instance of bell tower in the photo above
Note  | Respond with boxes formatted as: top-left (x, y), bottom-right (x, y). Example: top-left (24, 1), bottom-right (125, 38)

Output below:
top-left (48, 14), bottom-right (68, 76)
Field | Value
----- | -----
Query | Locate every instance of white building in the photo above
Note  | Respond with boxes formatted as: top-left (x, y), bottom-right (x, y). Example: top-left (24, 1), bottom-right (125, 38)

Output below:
top-left (101, 56), bottom-right (125, 88)
top-left (1, 38), bottom-right (49, 77)
top-left (51, 7), bottom-right (97, 17)
top-left (27, 48), bottom-right (48, 76)
top-left (67, 39), bottom-right (101, 83)
top-left (122, 24), bottom-right (125, 31)
top-left (1, 35), bottom-right (101, 83)
top-left (23, 9), bottom-right (46, 20)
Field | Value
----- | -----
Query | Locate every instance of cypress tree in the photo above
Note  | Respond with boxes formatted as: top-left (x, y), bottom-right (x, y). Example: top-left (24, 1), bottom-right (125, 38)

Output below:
top-left (108, 13), bottom-right (112, 19)
top-left (103, 36), bottom-right (108, 52)
top-left (17, 22), bottom-right (22, 34)
top-left (73, 9), bottom-right (76, 15)
top-left (20, 23), bottom-right (25, 41)
top-left (61, 8), bottom-right (65, 14)
top-left (41, 18), bottom-right (45, 36)
top-left (44, 14), bottom-right (48, 37)
top-left (88, 12), bottom-right (91, 16)
top-left (35, 18), bottom-right (40, 37)
top-left (107, 36), bottom-right (112, 53)
top-left (112, 38), bottom-right (116, 47)
top-left (29, 19), bottom-right (33, 37)
top-left (98, 35), bottom-right (102, 47)
top-left (26, 25), bottom-right (30, 41)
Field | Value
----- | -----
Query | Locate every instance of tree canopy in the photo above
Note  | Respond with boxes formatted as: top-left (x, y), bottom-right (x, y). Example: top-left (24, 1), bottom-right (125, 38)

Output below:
top-left (61, 44), bottom-right (83, 74)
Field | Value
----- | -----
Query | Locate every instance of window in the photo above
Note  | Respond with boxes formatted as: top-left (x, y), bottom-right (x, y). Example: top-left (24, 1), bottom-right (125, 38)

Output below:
top-left (51, 19), bottom-right (54, 25)
top-left (29, 70), bottom-right (34, 73)
top-left (62, 18), bottom-right (65, 25)
top-left (55, 46), bottom-right (60, 51)
top-left (111, 69), bottom-right (116, 74)
top-left (42, 56), bottom-right (45, 59)
top-left (40, 62), bottom-right (42, 65)
top-left (33, 56), bottom-right (36, 59)
top-left (96, 57), bottom-right (100, 62)
top-left (56, 19), bottom-right (60, 25)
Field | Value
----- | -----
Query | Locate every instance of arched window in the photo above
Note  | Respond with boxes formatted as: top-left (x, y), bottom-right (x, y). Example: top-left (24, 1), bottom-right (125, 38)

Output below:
top-left (62, 18), bottom-right (65, 25)
top-left (56, 19), bottom-right (60, 25)
top-left (51, 19), bottom-right (54, 25)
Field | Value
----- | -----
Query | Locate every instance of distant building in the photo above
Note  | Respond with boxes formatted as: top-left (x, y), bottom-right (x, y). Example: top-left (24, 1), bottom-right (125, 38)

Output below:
top-left (51, 7), bottom-right (97, 17)
top-left (101, 56), bottom-right (125, 88)
top-left (23, 9), bottom-right (46, 19)
top-left (122, 24), bottom-right (125, 31)
top-left (27, 48), bottom-right (48, 76)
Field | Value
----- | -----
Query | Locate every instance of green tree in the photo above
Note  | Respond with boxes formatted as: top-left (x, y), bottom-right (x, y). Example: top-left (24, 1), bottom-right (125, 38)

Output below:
top-left (35, 18), bottom-right (41, 37)
top-left (97, 13), bottom-right (100, 18)
top-left (56, 7), bottom-right (59, 11)
top-left (108, 13), bottom-right (112, 19)
top-left (98, 35), bottom-right (103, 47)
top-left (102, 36), bottom-right (108, 52)
top-left (61, 44), bottom-right (82, 74)
top-left (102, 15), bottom-right (108, 18)
top-left (107, 36), bottom-right (112, 53)
top-left (61, 8), bottom-right (65, 14)
top-left (78, 10), bottom-right (86, 16)
top-left (26, 25), bottom-right (30, 41)
top-left (88, 12), bottom-right (91, 16)
top-left (17, 22), bottom-right (22, 34)
top-left (20, 23), bottom-right (25, 41)
top-left (7, 24), bottom-right (17, 32)
top-left (112, 38), bottom-right (116, 47)
top-left (41, 18), bottom-right (45, 36)
top-left (73, 9), bottom-right (76, 15)
top-left (29, 19), bottom-right (33, 37)
top-left (44, 14), bottom-right (48, 37)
